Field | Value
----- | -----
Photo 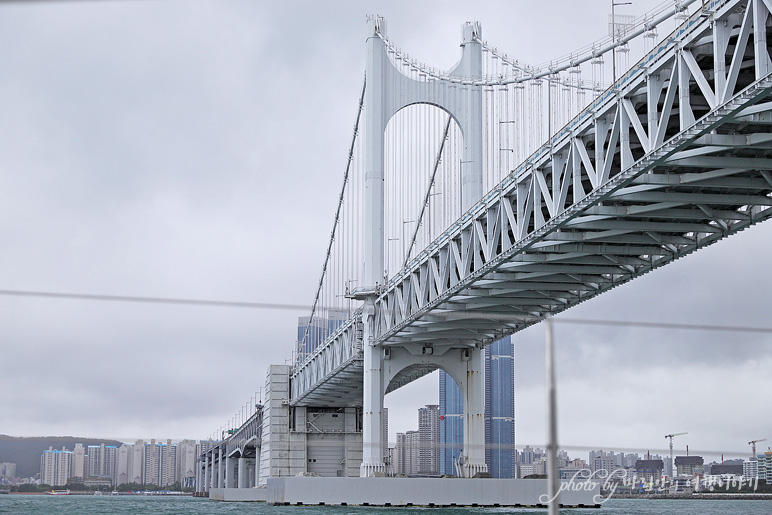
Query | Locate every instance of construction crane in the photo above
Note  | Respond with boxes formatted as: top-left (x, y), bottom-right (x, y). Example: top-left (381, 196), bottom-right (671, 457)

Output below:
top-left (665, 432), bottom-right (688, 476)
top-left (749, 439), bottom-right (767, 457)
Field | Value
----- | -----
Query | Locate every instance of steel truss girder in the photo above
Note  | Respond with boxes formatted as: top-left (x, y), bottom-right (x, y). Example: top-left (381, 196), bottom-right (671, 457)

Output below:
top-left (290, 0), bottom-right (772, 405)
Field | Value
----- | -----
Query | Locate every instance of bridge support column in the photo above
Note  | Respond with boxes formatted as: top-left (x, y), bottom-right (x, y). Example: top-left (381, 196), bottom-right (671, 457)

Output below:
top-left (225, 456), bottom-right (235, 488)
top-left (201, 455), bottom-right (209, 492)
top-left (458, 347), bottom-right (487, 478)
top-left (249, 459), bottom-right (256, 487)
top-left (360, 300), bottom-right (386, 477)
top-left (218, 447), bottom-right (225, 488)
top-left (237, 458), bottom-right (247, 488)
top-left (382, 345), bottom-right (488, 478)
top-left (203, 455), bottom-right (210, 493)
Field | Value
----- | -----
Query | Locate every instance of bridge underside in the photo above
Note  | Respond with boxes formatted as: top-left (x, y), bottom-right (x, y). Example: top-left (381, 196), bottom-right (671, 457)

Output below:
top-left (291, 0), bottom-right (772, 408)
top-left (387, 111), bottom-right (772, 348)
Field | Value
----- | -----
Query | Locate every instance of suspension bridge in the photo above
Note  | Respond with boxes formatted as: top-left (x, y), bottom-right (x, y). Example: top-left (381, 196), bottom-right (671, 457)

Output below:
top-left (199, 0), bottom-right (772, 504)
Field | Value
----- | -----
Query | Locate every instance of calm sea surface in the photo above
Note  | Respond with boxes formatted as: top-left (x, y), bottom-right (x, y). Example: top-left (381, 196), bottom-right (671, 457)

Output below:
top-left (1, 496), bottom-right (771, 515)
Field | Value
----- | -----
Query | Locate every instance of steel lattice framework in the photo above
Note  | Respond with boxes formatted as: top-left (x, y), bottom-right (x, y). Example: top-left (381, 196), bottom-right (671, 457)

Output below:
top-left (292, 0), bottom-right (772, 406)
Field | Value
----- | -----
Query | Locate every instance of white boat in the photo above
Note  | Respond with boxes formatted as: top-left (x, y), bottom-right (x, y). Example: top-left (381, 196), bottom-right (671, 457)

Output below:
top-left (46, 490), bottom-right (71, 495)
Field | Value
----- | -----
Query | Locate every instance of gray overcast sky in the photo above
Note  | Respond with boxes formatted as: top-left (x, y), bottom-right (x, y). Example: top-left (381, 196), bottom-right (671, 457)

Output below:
top-left (0, 0), bottom-right (769, 463)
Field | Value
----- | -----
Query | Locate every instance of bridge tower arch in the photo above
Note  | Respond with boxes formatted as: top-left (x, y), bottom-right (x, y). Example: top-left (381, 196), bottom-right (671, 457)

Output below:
top-left (360, 15), bottom-right (488, 478)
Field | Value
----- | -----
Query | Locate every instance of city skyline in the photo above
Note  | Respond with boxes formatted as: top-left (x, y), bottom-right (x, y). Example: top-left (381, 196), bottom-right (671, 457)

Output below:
top-left (0, 0), bottom-right (770, 462)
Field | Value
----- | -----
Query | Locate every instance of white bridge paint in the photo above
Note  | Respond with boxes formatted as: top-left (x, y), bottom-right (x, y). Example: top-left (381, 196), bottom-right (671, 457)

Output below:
top-left (292, 1), bottom-right (772, 481)
top-left (360, 17), bottom-right (488, 478)
top-left (207, 0), bottom-right (772, 501)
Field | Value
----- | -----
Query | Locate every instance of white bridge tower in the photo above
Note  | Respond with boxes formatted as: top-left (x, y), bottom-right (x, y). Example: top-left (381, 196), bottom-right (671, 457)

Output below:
top-left (359, 15), bottom-right (489, 478)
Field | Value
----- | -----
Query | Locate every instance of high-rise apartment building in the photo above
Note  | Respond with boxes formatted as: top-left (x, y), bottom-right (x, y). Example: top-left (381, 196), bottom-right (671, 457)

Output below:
top-left (160, 440), bottom-right (177, 487)
top-left (382, 408), bottom-right (389, 465)
top-left (395, 431), bottom-right (420, 475)
top-left (71, 444), bottom-right (85, 479)
top-left (418, 405), bottom-right (440, 475)
top-left (40, 447), bottom-right (72, 487)
top-left (116, 445), bottom-right (130, 486)
top-left (439, 336), bottom-right (515, 477)
top-left (177, 440), bottom-right (197, 487)
top-left (86, 443), bottom-right (117, 483)
top-left (129, 440), bottom-right (145, 484)
top-left (0, 462), bottom-right (16, 481)
top-left (758, 452), bottom-right (772, 482)
top-left (744, 459), bottom-right (758, 479)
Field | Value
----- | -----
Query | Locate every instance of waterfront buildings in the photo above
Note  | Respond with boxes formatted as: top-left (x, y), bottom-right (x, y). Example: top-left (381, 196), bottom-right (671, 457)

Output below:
top-left (635, 459), bottom-right (664, 484)
top-left (0, 463), bottom-right (16, 482)
top-left (708, 460), bottom-right (743, 476)
top-left (418, 405), bottom-right (440, 475)
top-left (87, 444), bottom-right (118, 484)
top-left (40, 447), bottom-right (72, 486)
top-left (744, 458), bottom-right (758, 479)
top-left (758, 451), bottom-right (772, 482)
top-left (395, 431), bottom-right (420, 475)
top-left (71, 444), bottom-right (85, 479)
top-left (394, 405), bottom-right (439, 476)
top-left (675, 455), bottom-right (704, 476)
top-left (439, 336), bottom-right (515, 477)
top-left (38, 439), bottom-right (203, 488)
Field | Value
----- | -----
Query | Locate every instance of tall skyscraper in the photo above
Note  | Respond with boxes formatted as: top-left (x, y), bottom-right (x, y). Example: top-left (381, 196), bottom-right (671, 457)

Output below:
top-left (297, 316), bottom-right (328, 360)
top-left (439, 336), bottom-right (515, 477)
top-left (485, 337), bottom-right (516, 478)
top-left (418, 405), bottom-right (440, 475)
top-left (439, 370), bottom-right (464, 476)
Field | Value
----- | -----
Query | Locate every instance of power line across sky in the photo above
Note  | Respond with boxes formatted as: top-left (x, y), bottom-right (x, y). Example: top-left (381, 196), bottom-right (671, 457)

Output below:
top-left (3, 287), bottom-right (772, 335)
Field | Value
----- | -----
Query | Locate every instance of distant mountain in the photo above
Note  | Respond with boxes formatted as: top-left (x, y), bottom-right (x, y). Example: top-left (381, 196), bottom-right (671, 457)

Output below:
top-left (0, 435), bottom-right (124, 478)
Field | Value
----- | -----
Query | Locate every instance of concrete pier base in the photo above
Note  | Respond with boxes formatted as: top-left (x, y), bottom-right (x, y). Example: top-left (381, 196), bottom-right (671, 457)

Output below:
top-left (209, 487), bottom-right (267, 502)
top-left (266, 477), bottom-right (600, 507)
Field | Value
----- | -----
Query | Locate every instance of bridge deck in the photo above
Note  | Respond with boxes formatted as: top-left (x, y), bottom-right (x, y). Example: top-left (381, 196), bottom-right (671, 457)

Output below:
top-left (291, 0), bottom-right (772, 405)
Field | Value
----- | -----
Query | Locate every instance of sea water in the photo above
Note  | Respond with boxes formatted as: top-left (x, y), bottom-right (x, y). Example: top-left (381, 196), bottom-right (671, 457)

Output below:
top-left (1, 496), bottom-right (772, 515)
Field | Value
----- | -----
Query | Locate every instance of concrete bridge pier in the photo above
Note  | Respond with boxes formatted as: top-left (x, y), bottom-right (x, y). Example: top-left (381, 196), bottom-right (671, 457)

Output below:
top-left (225, 455), bottom-right (236, 489)
top-left (219, 448), bottom-right (225, 488)
top-left (237, 457), bottom-right (247, 488)
top-left (201, 455), bottom-right (209, 492)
